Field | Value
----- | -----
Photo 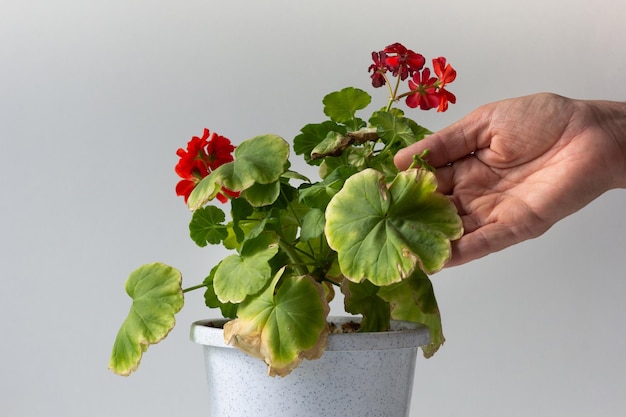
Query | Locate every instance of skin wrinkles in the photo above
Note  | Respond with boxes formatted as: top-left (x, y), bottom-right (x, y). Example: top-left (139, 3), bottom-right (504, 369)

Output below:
top-left (394, 93), bottom-right (626, 266)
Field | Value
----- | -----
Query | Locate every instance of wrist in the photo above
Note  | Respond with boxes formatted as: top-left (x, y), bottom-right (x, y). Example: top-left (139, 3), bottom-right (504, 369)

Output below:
top-left (584, 99), bottom-right (626, 189)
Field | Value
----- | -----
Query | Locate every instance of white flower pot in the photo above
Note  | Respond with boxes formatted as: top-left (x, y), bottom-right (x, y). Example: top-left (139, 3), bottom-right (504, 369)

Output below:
top-left (190, 317), bottom-right (430, 417)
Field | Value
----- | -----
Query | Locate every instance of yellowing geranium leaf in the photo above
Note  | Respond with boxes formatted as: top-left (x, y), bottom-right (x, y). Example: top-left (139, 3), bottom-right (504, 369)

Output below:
top-left (187, 134), bottom-right (289, 210)
top-left (325, 168), bottom-right (462, 285)
top-left (378, 269), bottom-right (444, 357)
top-left (213, 233), bottom-right (279, 304)
top-left (299, 208), bottom-right (325, 242)
top-left (108, 263), bottom-right (183, 376)
top-left (341, 279), bottom-right (390, 332)
top-left (218, 134), bottom-right (290, 191)
top-left (224, 269), bottom-right (330, 377)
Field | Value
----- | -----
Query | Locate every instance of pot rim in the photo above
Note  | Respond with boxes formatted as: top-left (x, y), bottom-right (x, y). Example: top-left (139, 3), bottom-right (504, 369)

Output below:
top-left (190, 316), bottom-right (430, 351)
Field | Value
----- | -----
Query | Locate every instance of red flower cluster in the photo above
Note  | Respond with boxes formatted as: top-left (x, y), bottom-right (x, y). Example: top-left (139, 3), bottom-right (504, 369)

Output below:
top-left (368, 43), bottom-right (456, 112)
top-left (175, 128), bottom-right (238, 203)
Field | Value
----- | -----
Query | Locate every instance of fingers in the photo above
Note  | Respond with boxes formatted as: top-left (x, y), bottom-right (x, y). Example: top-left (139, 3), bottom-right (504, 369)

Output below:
top-left (445, 228), bottom-right (501, 267)
top-left (445, 222), bottom-right (526, 267)
top-left (394, 111), bottom-right (488, 170)
top-left (430, 164), bottom-right (454, 194)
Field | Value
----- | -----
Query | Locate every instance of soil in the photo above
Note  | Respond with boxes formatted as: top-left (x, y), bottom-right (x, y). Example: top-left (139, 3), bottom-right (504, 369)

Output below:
top-left (203, 320), bottom-right (362, 333)
top-left (328, 320), bottom-right (361, 334)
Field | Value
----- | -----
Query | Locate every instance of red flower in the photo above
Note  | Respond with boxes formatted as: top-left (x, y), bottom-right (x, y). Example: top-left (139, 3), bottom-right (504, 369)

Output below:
top-left (175, 128), bottom-right (238, 203)
top-left (433, 57), bottom-right (456, 85)
top-left (206, 132), bottom-right (237, 169)
top-left (216, 187), bottom-right (240, 204)
top-left (436, 87), bottom-right (456, 112)
top-left (368, 51), bottom-right (388, 88)
top-left (432, 57), bottom-right (457, 112)
top-left (175, 134), bottom-right (209, 179)
top-left (383, 43), bottom-right (425, 80)
top-left (406, 68), bottom-right (440, 110)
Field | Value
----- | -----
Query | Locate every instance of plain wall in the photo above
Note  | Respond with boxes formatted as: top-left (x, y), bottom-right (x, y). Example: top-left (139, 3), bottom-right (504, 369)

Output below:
top-left (1, 1), bottom-right (625, 416)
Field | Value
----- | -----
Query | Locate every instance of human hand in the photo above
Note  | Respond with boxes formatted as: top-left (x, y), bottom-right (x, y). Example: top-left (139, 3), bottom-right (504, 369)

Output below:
top-left (394, 93), bottom-right (626, 267)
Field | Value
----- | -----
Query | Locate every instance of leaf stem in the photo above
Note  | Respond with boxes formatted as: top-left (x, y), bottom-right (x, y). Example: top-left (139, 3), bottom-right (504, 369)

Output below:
top-left (281, 193), bottom-right (316, 256)
top-left (278, 240), bottom-right (309, 276)
top-left (408, 149), bottom-right (435, 172)
top-left (320, 276), bottom-right (341, 287)
top-left (183, 283), bottom-right (207, 293)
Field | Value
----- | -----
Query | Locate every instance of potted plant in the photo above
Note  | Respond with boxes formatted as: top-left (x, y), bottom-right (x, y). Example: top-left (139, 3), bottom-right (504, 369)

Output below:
top-left (109, 43), bottom-right (462, 416)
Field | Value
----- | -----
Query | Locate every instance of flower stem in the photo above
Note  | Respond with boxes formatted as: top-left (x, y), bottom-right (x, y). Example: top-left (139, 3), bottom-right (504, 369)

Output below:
top-left (385, 65), bottom-right (404, 112)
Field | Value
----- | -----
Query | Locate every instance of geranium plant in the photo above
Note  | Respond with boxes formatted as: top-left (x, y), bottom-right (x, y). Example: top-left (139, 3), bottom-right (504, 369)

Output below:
top-left (109, 43), bottom-right (463, 377)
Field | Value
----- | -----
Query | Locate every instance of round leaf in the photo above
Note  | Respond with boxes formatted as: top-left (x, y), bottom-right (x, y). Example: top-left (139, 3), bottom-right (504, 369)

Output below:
top-left (214, 235), bottom-right (280, 303)
top-left (189, 205), bottom-right (228, 247)
top-left (187, 134), bottom-right (289, 210)
top-left (323, 87), bottom-right (371, 123)
top-left (240, 181), bottom-right (281, 207)
top-left (369, 110), bottom-right (416, 147)
top-left (225, 134), bottom-right (290, 190)
top-left (325, 168), bottom-right (462, 285)
top-left (224, 271), bottom-right (330, 376)
top-left (294, 121), bottom-right (345, 166)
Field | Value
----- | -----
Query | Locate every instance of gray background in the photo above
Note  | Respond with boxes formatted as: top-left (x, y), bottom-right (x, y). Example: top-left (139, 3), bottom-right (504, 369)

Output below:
top-left (2, 0), bottom-right (625, 416)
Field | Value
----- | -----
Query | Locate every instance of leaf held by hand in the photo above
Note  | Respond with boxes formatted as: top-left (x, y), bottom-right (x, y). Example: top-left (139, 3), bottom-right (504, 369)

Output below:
top-left (325, 168), bottom-right (462, 285)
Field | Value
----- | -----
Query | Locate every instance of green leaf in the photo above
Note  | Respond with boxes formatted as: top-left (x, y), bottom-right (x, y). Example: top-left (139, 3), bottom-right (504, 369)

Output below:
top-left (188, 134), bottom-right (289, 210)
top-left (224, 269), bottom-right (330, 376)
top-left (229, 197), bottom-right (255, 246)
top-left (323, 87), bottom-right (371, 123)
top-left (225, 134), bottom-right (290, 189)
top-left (369, 110), bottom-right (416, 147)
top-left (378, 269), bottom-right (444, 357)
top-left (243, 216), bottom-right (273, 243)
top-left (299, 208), bottom-right (325, 242)
top-left (109, 263), bottom-right (183, 376)
top-left (342, 280), bottom-right (390, 332)
top-left (213, 233), bottom-right (280, 303)
top-left (189, 206), bottom-right (228, 247)
top-left (343, 117), bottom-right (367, 132)
top-left (310, 131), bottom-right (347, 160)
top-left (294, 121), bottom-right (346, 166)
top-left (203, 266), bottom-right (238, 319)
top-left (240, 181), bottom-right (281, 207)
top-left (298, 165), bottom-right (357, 210)
top-left (405, 118), bottom-right (432, 142)
top-left (187, 169), bottom-right (222, 210)
top-left (298, 183), bottom-right (333, 211)
top-left (282, 170), bottom-right (311, 182)
top-left (325, 168), bottom-right (463, 285)
top-left (240, 230), bottom-right (279, 257)
top-left (297, 180), bottom-right (339, 211)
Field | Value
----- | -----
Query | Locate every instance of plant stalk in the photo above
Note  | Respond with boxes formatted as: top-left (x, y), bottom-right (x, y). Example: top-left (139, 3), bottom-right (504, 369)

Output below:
top-left (183, 283), bottom-right (207, 293)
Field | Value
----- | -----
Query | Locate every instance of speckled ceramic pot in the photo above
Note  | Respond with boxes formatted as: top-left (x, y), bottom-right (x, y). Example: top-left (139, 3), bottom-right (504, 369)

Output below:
top-left (190, 316), bottom-right (430, 417)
